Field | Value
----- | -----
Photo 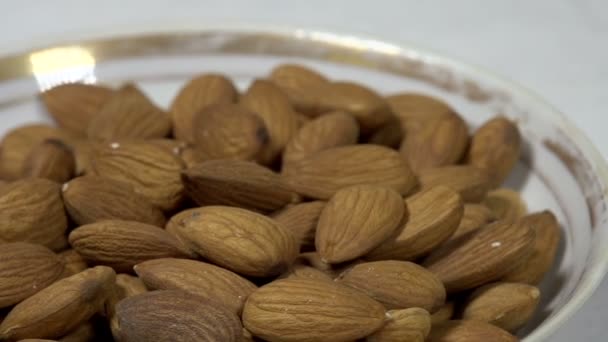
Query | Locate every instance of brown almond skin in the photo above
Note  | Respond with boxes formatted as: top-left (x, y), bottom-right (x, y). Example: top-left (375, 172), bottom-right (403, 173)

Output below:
top-left (503, 211), bottom-right (561, 284)
top-left (418, 165), bottom-right (490, 202)
top-left (450, 204), bottom-right (496, 241)
top-left (41, 83), bottom-right (113, 136)
top-left (468, 117), bottom-right (521, 188)
top-left (61, 176), bottom-right (166, 227)
top-left (68, 220), bottom-right (194, 273)
top-left (283, 144), bottom-right (417, 199)
top-left (272, 201), bottom-right (325, 248)
top-left (293, 252), bottom-right (342, 279)
top-left (170, 74), bottom-right (238, 143)
top-left (167, 206), bottom-right (298, 277)
top-left (282, 111), bottom-right (359, 167)
top-left (182, 159), bottom-right (298, 213)
top-left (106, 274), bottom-right (148, 338)
top-left (427, 320), bottom-right (518, 342)
top-left (280, 264), bottom-right (334, 282)
top-left (367, 186), bottom-right (463, 261)
top-left (268, 64), bottom-right (330, 115)
top-left (58, 249), bottom-right (88, 277)
top-left (366, 308), bottom-right (431, 342)
top-left (366, 115), bottom-right (403, 148)
top-left (316, 185), bottom-right (405, 263)
top-left (400, 112), bottom-right (469, 172)
top-left (114, 290), bottom-right (242, 342)
top-left (338, 261), bottom-right (445, 312)
top-left (22, 139), bottom-right (75, 183)
top-left (386, 93), bottom-right (454, 136)
top-left (462, 282), bottom-right (541, 332)
top-left (134, 258), bottom-right (257, 315)
top-left (240, 80), bottom-right (299, 164)
top-left (0, 243), bottom-right (64, 308)
top-left (178, 146), bottom-right (205, 169)
top-left (0, 266), bottom-right (116, 341)
top-left (87, 84), bottom-right (171, 141)
top-left (89, 141), bottom-right (185, 211)
top-left (424, 220), bottom-right (535, 293)
top-left (243, 278), bottom-right (386, 342)
top-left (483, 188), bottom-right (527, 222)
top-left (57, 322), bottom-right (95, 342)
top-left (0, 178), bottom-right (68, 251)
top-left (431, 302), bottom-right (455, 325)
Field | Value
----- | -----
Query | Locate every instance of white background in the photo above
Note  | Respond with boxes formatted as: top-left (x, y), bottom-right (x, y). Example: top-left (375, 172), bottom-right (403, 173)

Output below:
top-left (1, 0), bottom-right (606, 340)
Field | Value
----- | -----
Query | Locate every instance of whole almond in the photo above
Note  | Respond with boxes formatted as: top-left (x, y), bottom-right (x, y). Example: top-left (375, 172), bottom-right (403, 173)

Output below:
top-left (240, 80), bottom-right (299, 164)
top-left (367, 186), bottom-right (463, 261)
top-left (61, 176), bottom-right (166, 227)
top-left (167, 206), bottom-right (298, 277)
top-left (0, 243), bottom-right (64, 308)
top-left (170, 74), bottom-right (237, 143)
top-left (450, 204), bottom-right (496, 240)
top-left (281, 264), bottom-right (334, 282)
top-left (431, 302), bottom-right (455, 325)
top-left (283, 144), bottom-right (417, 199)
top-left (58, 249), bottom-right (88, 277)
top-left (0, 178), bottom-right (68, 251)
top-left (282, 111), bottom-right (359, 167)
top-left (0, 124), bottom-right (72, 180)
top-left (107, 274), bottom-right (148, 337)
top-left (483, 188), bottom-right (527, 222)
top-left (134, 258), bottom-right (257, 315)
top-left (293, 252), bottom-right (341, 278)
top-left (71, 139), bottom-right (96, 175)
top-left (367, 115), bottom-right (403, 148)
top-left (22, 139), bottom-right (75, 183)
top-left (268, 64), bottom-right (329, 115)
top-left (178, 145), bottom-right (205, 169)
top-left (87, 84), bottom-right (171, 141)
top-left (338, 261), bottom-right (445, 312)
top-left (57, 322), bottom-right (95, 342)
top-left (114, 290), bottom-right (242, 342)
top-left (0, 266), bottom-right (115, 341)
top-left (41, 83), bottom-right (113, 136)
top-left (503, 211), bottom-right (561, 284)
top-left (243, 278), bottom-right (386, 342)
top-left (316, 185), bottom-right (405, 263)
top-left (400, 112), bottom-right (469, 172)
top-left (182, 159), bottom-right (298, 212)
top-left (427, 320), bottom-right (517, 342)
top-left (366, 308), bottom-right (431, 342)
top-left (462, 282), bottom-right (540, 332)
top-left (89, 141), bottom-right (185, 210)
top-left (272, 201), bottom-right (325, 248)
top-left (386, 93), bottom-right (454, 135)
top-left (424, 220), bottom-right (535, 292)
top-left (148, 138), bottom-right (187, 155)
top-left (68, 220), bottom-right (194, 272)
top-left (468, 117), bottom-right (521, 188)
top-left (418, 165), bottom-right (489, 202)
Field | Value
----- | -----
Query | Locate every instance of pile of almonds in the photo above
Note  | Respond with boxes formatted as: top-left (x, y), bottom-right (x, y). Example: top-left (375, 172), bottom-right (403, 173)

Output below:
top-left (0, 64), bottom-right (561, 342)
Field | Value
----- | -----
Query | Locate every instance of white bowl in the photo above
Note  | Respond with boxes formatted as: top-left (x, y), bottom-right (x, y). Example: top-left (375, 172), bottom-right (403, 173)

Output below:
top-left (0, 27), bottom-right (606, 341)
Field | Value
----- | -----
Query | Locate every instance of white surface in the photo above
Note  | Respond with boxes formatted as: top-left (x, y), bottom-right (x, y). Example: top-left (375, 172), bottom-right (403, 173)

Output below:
top-left (0, 0), bottom-right (606, 340)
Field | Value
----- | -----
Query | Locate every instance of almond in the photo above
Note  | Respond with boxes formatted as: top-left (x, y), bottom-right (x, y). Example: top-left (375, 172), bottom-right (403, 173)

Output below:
top-left (366, 115), bottom-right (403, 148)
top-left (41, 83), bottom-right (113, 136)
top-left (450, 204), bottom-right (496, 240)
top-left (68, 220), bottom-right (194, 272)
top-left (280, 264), bottom-right (334, 282)
top-left (61, 176), bottom-right (166, 227)
top-left (431, 302), bottom-right (455, 325)
top-left (468, 117), bottom-right (521, 188)
top-left (192, 103), bottom-right (269, 161)
top-left (167, 206), bottom-right (298, 277)
top-left (338, 261), bottom-right (445, 312)
top-left (462, 282), bottom-right (540, 332)
top-left (282, 111), bottom-right (359, 167)
top-left (424, 220), bottom-right (535, 292)
top-left (283, 144), bottom-right (417, 199)
top-left (240, 80), bottom-right (299, 164)
top-left (316, 185), bottom-right (405, 263)
top-left (0, 178), bottom-right (68, 251)
top-left (272, 201), bottom-right (325, 248)
top-left (170, 74), bottom-right (238, 143)
top-left (57, 322), bottom-right (95, 342)
top-left (400, 111), bottom-right (468, 172)
top-left (134, 258), bottom-right (257, 315)
top-left (87, 84), bottom-right (171, 141)
top-left (483, 188), bottom-right (527, 222)
top-left (292, 252), bottom-right (341, 278)
top-left (147, 138), bottom-right (187, 155)
top-left (427, 320), bottom-right (518, 342)
top-left (107, 274), bottom-right (148, 337)
top-left (268, 64), bottom-right (329, 115)
top-left (22, 139), bottom-right (75, 183)
top-left (178, 145), bottom-right (205, 169)
top-left (58, 249), bottom-right (88, 277)
top-left (366, 308), bottom-right (431, 342)
top-left (71, 139), bottom-right (96, 175)
top-left (89, 141), bottom-right (185, 210)
top-left (0, 266), bottom-right (115, 341)
top-left (367, 186), bottom-right (463, 261)
top-left (418, 165), bottom-right (489, 202)
top-left (503, 211), bottom-right (561, 284)
top-left (386, 93), bottom-right (454, 136)
top-left (113, 290), bottom-right (242, 342)
top-left (182, 159), bottom-right (298, 212)
top-left (242, 278), bottom-right (386, 342)
top-left (295, 112), bottom-right (311, 128)
top-left (0, 243), bottom-right (64, 308)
